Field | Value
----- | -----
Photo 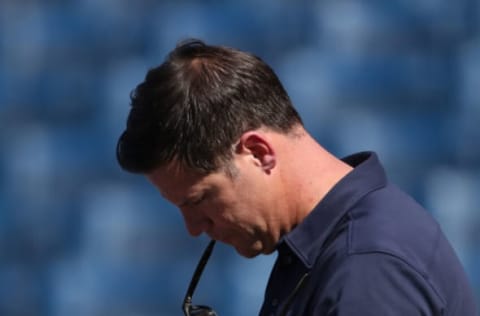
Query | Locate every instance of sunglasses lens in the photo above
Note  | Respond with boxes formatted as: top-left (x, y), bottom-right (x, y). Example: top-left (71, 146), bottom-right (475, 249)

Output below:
top-left (188, 305), bottom-right (217, 316)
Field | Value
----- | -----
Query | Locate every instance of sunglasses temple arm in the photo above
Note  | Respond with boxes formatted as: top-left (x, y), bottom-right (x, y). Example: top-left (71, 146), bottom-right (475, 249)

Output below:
top-left (183, 239), bottom-right (217, 305)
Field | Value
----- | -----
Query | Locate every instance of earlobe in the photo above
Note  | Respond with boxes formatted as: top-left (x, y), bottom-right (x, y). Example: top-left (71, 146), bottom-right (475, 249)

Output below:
top-left (238, 131), bottom-right (276, 173)
top-left (261, 154), bottom-right (276, 173)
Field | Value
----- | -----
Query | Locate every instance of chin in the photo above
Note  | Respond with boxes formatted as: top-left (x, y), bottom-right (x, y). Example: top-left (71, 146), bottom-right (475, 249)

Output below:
top-left (234, 242), bottom-right (264, 258)
top-left (236, 247), bottom-right (261, 258)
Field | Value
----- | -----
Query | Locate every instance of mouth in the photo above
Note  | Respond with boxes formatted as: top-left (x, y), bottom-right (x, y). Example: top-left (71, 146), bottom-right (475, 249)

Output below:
top-left (206, 231), bottom-right (263, 255)
top-left (206, 231), bottom-right (229, 244)
top-left (217, 236), bottom-right (235, 246)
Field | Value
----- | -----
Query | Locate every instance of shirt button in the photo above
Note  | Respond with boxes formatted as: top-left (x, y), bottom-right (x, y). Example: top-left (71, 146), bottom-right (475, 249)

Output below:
top-left (272, 298), bottom-right (279, 307)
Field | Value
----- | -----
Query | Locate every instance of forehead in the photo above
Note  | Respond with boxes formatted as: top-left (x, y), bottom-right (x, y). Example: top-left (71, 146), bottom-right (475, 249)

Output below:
top-left (146, 161), bottom-right (228, 204)
top-left (146, 162), bottom-right (202, 198)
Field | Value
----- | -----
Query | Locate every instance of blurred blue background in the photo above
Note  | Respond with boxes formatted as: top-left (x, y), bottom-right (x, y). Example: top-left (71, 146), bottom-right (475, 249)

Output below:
top-left (0, 0), bottom-right (479, 315)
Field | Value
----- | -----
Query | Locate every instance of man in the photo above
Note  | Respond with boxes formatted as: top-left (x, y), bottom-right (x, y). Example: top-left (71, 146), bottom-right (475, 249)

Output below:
top-left (116, 39), bottom-right (478, 315)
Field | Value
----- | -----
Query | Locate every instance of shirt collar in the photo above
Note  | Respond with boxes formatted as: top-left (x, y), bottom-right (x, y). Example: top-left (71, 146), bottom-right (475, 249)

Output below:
top-left (279, 151), bottom-right (388, 268)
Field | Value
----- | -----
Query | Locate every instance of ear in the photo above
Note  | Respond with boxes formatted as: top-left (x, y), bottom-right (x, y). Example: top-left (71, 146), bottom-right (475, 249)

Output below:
top-left (236, 131), bottom-right (276, 173)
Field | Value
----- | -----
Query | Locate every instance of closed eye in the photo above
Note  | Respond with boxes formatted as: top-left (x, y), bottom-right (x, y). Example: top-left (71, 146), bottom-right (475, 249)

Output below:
top-left (191, 193), bottom-right (205, 205)
top-left (181, 190), bottom-right (211, 207)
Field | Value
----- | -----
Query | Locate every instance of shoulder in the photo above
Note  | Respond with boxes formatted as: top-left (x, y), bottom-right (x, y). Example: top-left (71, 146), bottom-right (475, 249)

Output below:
top-left (309, 252), bottom-right (445, 315)
top-left (347, 182), bottom-right (442, 274)
top-left (307, 182), bottom-right (476, 315)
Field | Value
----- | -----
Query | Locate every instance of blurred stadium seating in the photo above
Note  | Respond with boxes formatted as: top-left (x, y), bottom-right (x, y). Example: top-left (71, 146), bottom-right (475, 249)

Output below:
top-left (0, 0), bottom-right (479, 315)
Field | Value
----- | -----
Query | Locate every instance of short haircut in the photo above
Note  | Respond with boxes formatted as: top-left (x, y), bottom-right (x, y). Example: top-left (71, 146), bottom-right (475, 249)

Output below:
top-left (116, 39), bottom-right (302, 174)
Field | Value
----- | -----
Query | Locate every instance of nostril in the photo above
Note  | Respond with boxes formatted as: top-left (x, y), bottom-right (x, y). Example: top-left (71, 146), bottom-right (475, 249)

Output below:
top-left (187, 225), bottom-right (203, 237)
top-left (186, 218), bottom-right (214, 237)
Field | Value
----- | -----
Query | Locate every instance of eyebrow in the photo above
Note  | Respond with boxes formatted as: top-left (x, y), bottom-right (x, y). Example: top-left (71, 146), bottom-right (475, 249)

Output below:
top-left (178, 189), bottom-right (208, 208)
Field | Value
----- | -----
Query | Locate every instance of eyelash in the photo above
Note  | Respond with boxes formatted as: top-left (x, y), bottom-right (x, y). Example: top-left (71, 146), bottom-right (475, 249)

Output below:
top-left (192, 194), bottom-right (206, 205)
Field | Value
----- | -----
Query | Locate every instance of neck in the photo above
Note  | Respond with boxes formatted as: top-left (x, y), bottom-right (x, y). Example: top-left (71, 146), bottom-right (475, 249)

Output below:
top-left (280, 130), bottom-right (353, 232)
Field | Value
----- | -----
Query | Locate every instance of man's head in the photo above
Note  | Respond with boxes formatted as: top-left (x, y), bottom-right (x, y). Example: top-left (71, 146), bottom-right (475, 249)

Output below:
top-left (116, 39), bottom-right (302, 175)
top-left (116, 40), bottom-right (324, 258)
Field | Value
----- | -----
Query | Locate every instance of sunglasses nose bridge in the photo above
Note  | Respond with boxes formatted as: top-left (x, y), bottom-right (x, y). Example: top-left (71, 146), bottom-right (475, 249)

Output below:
top-left (187, 305), bottom-right (218, 316)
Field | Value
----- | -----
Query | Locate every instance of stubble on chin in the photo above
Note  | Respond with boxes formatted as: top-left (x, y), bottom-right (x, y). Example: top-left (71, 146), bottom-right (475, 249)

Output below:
top-left (237, 247), bottom-right (261, 258)
top-left (234, 240), bottom-right (267, 258)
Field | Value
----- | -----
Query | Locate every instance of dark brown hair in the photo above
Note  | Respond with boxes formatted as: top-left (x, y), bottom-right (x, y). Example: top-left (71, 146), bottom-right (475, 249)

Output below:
top-left (116, 39), bottom-right (302, 174)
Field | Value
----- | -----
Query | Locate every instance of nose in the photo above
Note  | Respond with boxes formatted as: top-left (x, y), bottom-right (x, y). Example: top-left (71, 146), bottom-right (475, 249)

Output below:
top-left (180, 208), bottom-right (212, 237)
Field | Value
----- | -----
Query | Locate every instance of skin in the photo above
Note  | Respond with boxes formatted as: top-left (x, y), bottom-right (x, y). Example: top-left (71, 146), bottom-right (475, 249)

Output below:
top-left (146, 125), bottom-right (353, 258)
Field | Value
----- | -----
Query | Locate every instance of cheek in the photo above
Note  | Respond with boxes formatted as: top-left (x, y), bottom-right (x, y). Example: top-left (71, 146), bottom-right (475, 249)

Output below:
top-left (219, 196), bottom-right (260, 228)
top-left (206, 198), bottom-right (237, 220)
top-left (204, 197), bottom-right (246, 228)
top-left (233, 185), bottom-right (263, 213)
top-left (235, 168), bottom-right (270, 200)
top-left (208, 179), bottom-right (266, 226)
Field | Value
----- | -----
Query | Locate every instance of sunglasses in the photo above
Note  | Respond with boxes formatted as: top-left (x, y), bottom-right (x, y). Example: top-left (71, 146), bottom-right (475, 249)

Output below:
top-left (182, 239), bottom-right (218, 316)
top-left (181, 240), bottom-right (310, 316)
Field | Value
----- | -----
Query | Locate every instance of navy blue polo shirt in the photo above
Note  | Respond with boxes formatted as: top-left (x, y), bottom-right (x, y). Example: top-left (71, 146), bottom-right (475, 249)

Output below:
top-left (259, 152), bottom-right (477, 316)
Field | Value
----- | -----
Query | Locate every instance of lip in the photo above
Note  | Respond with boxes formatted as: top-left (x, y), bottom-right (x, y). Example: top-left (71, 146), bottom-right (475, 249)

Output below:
top-left (206, 230), bottom-right (225, 242)
top-left (208, 232), bottom-right (234, 246)
top-left (214, 235), bottom-right (231, 245)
